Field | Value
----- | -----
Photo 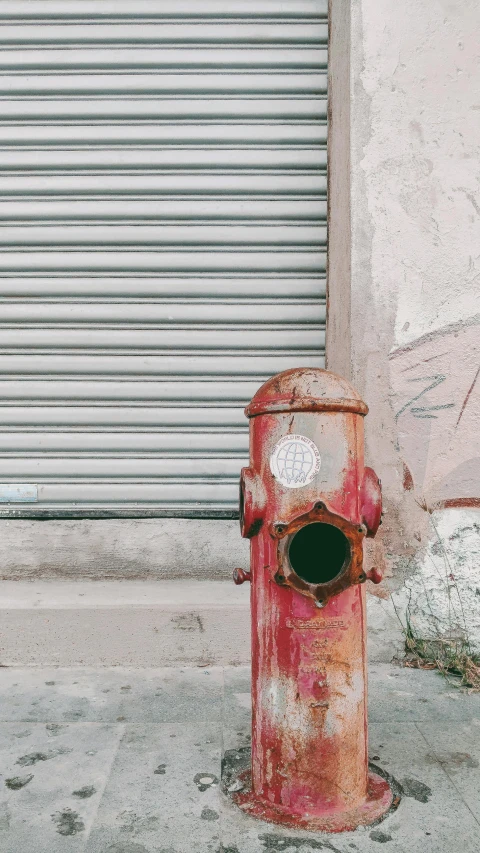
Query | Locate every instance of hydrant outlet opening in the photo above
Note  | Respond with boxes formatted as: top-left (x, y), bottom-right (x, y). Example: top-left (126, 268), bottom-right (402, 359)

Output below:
top-left (288, 522), bottom-right (350, 585)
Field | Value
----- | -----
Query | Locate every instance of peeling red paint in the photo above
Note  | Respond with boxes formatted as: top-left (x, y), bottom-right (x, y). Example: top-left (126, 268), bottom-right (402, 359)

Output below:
top-left (432, 497), bottom-right (480, 510)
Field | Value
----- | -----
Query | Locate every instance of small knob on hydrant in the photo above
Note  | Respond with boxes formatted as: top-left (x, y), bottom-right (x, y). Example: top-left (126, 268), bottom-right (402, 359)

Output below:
top-left (366, 566), bottom-right (383, 584)
top-left (233, 568), bottom-right (251, 585)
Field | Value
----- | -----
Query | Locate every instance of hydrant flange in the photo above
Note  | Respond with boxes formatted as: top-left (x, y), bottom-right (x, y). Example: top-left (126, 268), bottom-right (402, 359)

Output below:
top-left (272, 499), bottom-right (366, 607)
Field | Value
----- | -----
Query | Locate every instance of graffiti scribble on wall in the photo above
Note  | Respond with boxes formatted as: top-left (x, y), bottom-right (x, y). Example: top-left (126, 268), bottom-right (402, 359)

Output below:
top-left (389, 315), bottom-right (480, 508)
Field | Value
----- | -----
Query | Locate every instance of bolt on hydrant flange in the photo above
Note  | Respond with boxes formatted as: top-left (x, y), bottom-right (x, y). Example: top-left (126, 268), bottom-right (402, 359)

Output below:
top-left (230, 367), bottom-right (393, 833)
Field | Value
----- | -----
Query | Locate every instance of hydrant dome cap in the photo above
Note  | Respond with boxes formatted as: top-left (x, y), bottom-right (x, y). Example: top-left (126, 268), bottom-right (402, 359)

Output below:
top-left (245, 368), bottom-right (368, 417)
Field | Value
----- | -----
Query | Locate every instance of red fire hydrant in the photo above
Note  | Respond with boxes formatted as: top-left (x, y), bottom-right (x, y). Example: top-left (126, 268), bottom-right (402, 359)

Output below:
top-left (231, 368), bottom-right (393, 832)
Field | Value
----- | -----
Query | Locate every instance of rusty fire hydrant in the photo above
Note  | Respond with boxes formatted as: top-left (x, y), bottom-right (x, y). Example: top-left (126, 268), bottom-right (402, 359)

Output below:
top-left (231, 368), bottom-right (393, 832)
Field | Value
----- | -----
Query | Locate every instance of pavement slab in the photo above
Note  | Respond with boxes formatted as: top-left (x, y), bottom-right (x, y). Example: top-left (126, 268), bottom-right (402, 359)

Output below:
top-left (416, 719), bottom-right (480, 824)
top-left (368, 663), bottom-right (480, 723)
top-left (0, 666), bottom-right (224, 725)
top-left (0, 722), bottom-right (122, 853)
top-left (0, 663), bottom-right (478, 853)
top-left (84, 722), bottom-right (222, 853)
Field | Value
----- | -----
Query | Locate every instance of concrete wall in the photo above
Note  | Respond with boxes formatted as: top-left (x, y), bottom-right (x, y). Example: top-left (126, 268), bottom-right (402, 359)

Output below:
top-left (329, 0), bottom-right (480, 649)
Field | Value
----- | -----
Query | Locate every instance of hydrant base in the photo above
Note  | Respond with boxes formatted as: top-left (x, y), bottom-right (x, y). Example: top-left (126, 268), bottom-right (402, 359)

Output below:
top-left (231, 770), bottom-right (393, 834)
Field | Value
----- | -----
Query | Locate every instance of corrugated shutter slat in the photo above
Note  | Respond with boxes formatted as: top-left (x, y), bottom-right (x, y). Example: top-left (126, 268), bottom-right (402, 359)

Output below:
top-left (0, 0), bottom-right (327, 515)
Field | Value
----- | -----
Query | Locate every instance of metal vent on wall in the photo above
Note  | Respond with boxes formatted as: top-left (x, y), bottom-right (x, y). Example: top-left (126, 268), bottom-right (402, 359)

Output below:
top-left (0, 0), bottom-right (327, 517)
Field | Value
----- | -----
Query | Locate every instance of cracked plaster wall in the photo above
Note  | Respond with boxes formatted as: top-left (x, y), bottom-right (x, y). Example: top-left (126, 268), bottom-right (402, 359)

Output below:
top-left (344, 0), bottom-right (480, 649)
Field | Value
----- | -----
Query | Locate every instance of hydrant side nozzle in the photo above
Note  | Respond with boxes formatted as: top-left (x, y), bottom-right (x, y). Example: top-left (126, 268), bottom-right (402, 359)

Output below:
top-left (366, 566), bottom-right (383, 584)
top-left (233, 567), bottom-right (251, 585)
top-left (240, 467), bottom-right (266, 539)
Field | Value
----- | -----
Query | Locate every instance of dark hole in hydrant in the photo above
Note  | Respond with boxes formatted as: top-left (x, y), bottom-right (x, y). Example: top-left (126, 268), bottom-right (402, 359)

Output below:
top-left (288, 522), bottom-right (350, 585)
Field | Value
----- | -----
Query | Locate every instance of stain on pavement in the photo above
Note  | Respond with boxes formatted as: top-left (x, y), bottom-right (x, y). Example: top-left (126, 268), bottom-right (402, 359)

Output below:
top-left (193, 772), bottom-right (219, 792)
top-left (72, 785), bottom-right (96, 798)
top-left (51, 808), bottom-right (85, 836)
top-left (400, 777), bottom-right (432, 803)
top-left (5, 774), bottom-right (34, 790)
top-left (17, 747), bottom-right (72, 766)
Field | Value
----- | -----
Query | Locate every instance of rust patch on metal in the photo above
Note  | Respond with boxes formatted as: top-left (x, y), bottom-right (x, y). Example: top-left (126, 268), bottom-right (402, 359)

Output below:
top-left (230, 767), bottom-right (393, 833)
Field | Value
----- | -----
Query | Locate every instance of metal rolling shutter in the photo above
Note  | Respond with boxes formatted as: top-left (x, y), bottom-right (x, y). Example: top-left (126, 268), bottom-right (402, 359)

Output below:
top-left (0, 0), bottom-right (327, 517)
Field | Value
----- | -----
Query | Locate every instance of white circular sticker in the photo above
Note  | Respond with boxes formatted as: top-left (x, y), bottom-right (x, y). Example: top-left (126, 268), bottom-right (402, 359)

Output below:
top-left (270, 434), bottom-right (321, 489)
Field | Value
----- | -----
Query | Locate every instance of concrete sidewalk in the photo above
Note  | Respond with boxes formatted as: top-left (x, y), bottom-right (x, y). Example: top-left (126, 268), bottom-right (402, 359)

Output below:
top-left (0, 663), bottom-right (479, 852)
